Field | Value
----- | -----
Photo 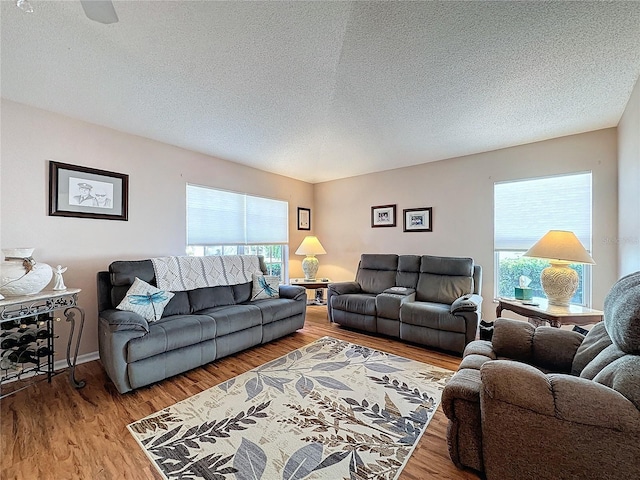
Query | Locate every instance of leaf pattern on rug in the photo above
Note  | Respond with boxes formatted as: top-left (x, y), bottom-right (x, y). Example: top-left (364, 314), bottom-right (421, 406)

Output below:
top-left (130, 412), bottom-right (181, 434)
top-left (137, 402), bottom-right (270, 478)
top-left (129, 336), bottom-right (453, 480)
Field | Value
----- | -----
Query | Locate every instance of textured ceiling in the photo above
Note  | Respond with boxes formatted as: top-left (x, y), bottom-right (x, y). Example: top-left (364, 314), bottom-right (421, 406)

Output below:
top-left (2, 1), bottom-right (640, 183)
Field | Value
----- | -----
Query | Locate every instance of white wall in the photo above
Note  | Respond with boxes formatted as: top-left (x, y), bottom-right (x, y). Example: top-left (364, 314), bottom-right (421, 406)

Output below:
top-left (618, 76), bottom-right (640, 276)
top-left (314, 129), bottom-right (619, 321)
top-left (0, 100), bottom-right (314, 360)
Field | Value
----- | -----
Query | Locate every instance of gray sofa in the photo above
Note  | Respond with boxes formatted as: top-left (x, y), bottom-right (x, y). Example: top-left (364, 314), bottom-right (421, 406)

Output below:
top-left (97, 257), bottom-right (306, 393)
top-left (327, 254), bottom-right (482, 355)
top-left (442, 270), bottom-right (640, 479)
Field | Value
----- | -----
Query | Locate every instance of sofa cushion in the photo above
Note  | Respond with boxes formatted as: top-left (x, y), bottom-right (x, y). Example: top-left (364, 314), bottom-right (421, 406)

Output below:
top-left (197, 304), bottom-right (262, 336)
top-left (603, 271), bottom-right (640, 354)
top-left (162, 291), bottom-right (191, 317)
top-left (110, 259), bottom-right (155, 286)
top-left (396, 255), bottom-right (421, 288)
top-left (116, 277), bottom-right (174, 322)
top-left (416, 256), bottom-right (474, 304)
top-left (251, 274), bottom-right (280, 300)
top-left (233, 281), bottom-right (253, 304)
top-left (571, 322), bottom-right (613, 375)
top-left (401, 302), bottom-right (466, 333)
top-left (252, 298), bottom-right (305, 324)
top-left (331, 293), bottom-right (377, 316)
top-left (592, 355), bottom-right (640, 410)
top-left (355, 254), bottom-right (398, 294)
top-left (580, 344), bottom-right (627, 380)
top-left (188, 286), bottom-right (235, 312)
top-left (127, 314), bottom-right (216, 362)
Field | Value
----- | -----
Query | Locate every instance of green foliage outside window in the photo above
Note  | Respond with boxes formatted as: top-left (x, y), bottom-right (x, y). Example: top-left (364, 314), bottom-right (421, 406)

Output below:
top-left (497, 254), bottom-right (584, 304)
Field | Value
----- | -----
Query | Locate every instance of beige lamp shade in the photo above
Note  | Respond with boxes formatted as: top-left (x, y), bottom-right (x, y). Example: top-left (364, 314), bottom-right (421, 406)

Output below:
top-left (523, 230), bottom-right (595, 265)
top-left (523, 230), bottom-right (594, 306)
top-left (295, 236), bottom-right (326, 281)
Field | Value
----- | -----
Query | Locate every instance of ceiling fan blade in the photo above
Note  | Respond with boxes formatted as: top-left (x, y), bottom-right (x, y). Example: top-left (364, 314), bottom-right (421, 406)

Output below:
top-left (80, 0), bottom-right (119, 24)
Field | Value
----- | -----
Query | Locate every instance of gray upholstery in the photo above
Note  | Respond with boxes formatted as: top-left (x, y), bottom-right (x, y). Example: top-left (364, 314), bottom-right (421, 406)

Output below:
top-left (328, 254), bottom-right (482, 354)
top-left (442, 271), bottom-right (640, 479)
top-left (97, 256), bottom-right (307, 393)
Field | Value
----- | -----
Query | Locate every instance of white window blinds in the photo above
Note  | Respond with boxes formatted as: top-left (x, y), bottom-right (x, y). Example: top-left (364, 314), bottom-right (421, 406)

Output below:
top-left (494, 172), bottom-right (592, 251)
top-left (187, 184), bottom-right (288, 245)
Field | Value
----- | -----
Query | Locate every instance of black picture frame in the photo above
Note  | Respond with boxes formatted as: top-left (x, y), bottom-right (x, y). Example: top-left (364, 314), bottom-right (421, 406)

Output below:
top-left (371, 204), bottom-right (396, 228)
top-left (297, 207), bottom-right (311, 230)
top-left (49, 161), bottom-right (129, 221)
top-left (403, 207), bottom-right (432, 232)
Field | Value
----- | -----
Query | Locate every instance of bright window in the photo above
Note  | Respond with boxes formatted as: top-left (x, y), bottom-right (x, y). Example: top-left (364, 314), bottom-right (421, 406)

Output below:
top-left (494, 172), bottom-right (592, 306)
top-left (186, 185), bottom-right (289, 281)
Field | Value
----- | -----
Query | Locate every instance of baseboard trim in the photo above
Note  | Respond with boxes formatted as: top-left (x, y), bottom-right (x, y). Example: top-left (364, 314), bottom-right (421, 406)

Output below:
top-left (53, 350), bottom-right (100, 370)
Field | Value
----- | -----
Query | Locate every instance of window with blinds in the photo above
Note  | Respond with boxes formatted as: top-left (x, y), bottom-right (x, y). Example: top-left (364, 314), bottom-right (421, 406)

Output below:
top-left (186, 184), bottom-right (289, 280)
top-left (494, 172), bottom-right (592, 306)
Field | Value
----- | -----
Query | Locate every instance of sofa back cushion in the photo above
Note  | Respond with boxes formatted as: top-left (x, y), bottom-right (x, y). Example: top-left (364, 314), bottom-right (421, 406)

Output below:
top-left (356, 254), bottom-right (399, 294)
top-left (162, 292), bottom-right (191, 316)
top-left (188, 286), bottom-right (236, 312)
top-left (416, 255), bottom-right (474, 303)
top-left (396, 255), bottom-right (421, 289)
top-left (109, 260), bottom-right (157, 308)
top-left (592, 355), bottom-right (640, 410)
top-left (233, 282), bottom-right (253, 304)
top-left (571, 322), bottom-right (613, 375)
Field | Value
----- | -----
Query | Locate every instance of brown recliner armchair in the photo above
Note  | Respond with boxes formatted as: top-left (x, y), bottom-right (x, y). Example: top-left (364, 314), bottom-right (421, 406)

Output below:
top-left (442, 271), bottom-right (640, 480)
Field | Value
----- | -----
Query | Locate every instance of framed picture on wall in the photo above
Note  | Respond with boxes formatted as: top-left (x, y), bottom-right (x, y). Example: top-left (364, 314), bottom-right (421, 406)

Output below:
top-left (371, 204), bottom-right (396, 228)
top-left (49, 161), bottom-right (129, 221)
top-left (403, 207), bottom-right (432, 232)
top-left (297, 207), bottom-right (311, 230)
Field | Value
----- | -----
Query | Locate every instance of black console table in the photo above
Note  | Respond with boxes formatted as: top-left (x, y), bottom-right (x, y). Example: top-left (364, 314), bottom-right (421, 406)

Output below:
top-left (0, 288), bottom-right (86, 398)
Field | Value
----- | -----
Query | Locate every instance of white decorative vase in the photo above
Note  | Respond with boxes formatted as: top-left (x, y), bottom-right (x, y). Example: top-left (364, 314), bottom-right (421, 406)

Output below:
top-left (0, 248), bottom-right (53, 297)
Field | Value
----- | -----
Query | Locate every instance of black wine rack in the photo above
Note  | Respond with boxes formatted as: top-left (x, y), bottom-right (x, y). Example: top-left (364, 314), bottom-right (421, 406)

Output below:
top-left (0, 313), bottom-right (56, 394)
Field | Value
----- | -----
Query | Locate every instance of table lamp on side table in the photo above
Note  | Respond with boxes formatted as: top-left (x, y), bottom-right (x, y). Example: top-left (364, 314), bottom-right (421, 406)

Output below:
top-left (295, 236), bottom-right (326, 281)
top-left (523, 230), bottom-right (595, 306)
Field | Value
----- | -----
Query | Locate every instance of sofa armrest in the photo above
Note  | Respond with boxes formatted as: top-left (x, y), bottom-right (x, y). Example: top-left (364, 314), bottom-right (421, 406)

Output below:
top-left (480, 360), bottom-right (640, 480)
top-left (481, 360), bottom-right (640, 430)
top-left (492, 318), bottom-right (584, 372)
top-left (450, 293), bottom-right (482, 314)
top-left (99, 309), bottom-right (149, 333)
top-left (279, 284), bottom-right (306, 301)
top-left (328, 281), bottom-right (362, 295)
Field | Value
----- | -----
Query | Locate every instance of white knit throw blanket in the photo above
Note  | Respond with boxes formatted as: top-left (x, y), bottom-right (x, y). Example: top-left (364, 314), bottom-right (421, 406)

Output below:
top-left (150, 255), bottom-right (262, 292)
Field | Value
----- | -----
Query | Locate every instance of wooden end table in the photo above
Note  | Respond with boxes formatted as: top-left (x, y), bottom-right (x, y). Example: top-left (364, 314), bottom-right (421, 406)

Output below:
top-left (290, 278), bottom-right (331, 305)
top-left (496, 297), bottom-right (603, 328)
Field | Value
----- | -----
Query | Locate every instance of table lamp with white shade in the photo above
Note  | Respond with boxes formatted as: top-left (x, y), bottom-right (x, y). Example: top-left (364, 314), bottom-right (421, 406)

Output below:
top-left (523, 230), bottom-right (595, 306)
top-left (295, 236), bottom-right (326, 281)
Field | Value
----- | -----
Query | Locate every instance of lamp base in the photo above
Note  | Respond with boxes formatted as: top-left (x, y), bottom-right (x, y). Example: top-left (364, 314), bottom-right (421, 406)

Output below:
top-left (541, 261), bottom-right (578, 306)
top-left (301, 255), bottom-right (319, 281)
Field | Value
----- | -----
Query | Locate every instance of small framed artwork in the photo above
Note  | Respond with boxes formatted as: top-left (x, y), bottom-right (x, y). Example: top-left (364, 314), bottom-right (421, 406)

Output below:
top-left (297, 207), bottom-right (311, 230)
top-left (49, 161), bottom-right (129, 221)
top-left (371, 204), bottom-right (397, 228)
top-left (403, 207), bottom-right (432, 232)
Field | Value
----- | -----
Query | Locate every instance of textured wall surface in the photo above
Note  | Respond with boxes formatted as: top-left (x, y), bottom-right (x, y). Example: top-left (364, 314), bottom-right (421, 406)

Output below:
top-left (314, 129), bottom-right (619, 322)
top-left (0, 100), bottom-right (314, 360)
top-left (618, 77), bottom-right (640, 276)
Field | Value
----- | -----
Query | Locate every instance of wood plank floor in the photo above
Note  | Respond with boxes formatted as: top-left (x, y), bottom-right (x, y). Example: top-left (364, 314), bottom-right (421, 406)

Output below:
top-left (0, 306), bottom-right (480, 480)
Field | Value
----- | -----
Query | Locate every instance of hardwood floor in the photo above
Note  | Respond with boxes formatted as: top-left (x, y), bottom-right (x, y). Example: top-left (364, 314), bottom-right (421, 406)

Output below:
top-left (0, 306), bottom-right (480, 480)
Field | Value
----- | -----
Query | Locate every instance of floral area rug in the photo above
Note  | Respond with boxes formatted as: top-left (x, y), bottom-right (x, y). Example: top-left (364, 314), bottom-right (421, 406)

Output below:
top-left (128, 336), bottom-right (453, 480)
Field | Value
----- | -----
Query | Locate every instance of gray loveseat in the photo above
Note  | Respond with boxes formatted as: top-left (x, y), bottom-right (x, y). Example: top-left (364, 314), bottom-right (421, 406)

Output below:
top-left (97, 256), bottom-right (306, 393)
top-left (327, 254), bottom-right (482, 355)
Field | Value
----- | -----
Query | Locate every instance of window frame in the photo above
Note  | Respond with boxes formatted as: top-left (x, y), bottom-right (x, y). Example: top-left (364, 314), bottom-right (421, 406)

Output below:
top-left (493, 172), bottom-right (593, 307)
